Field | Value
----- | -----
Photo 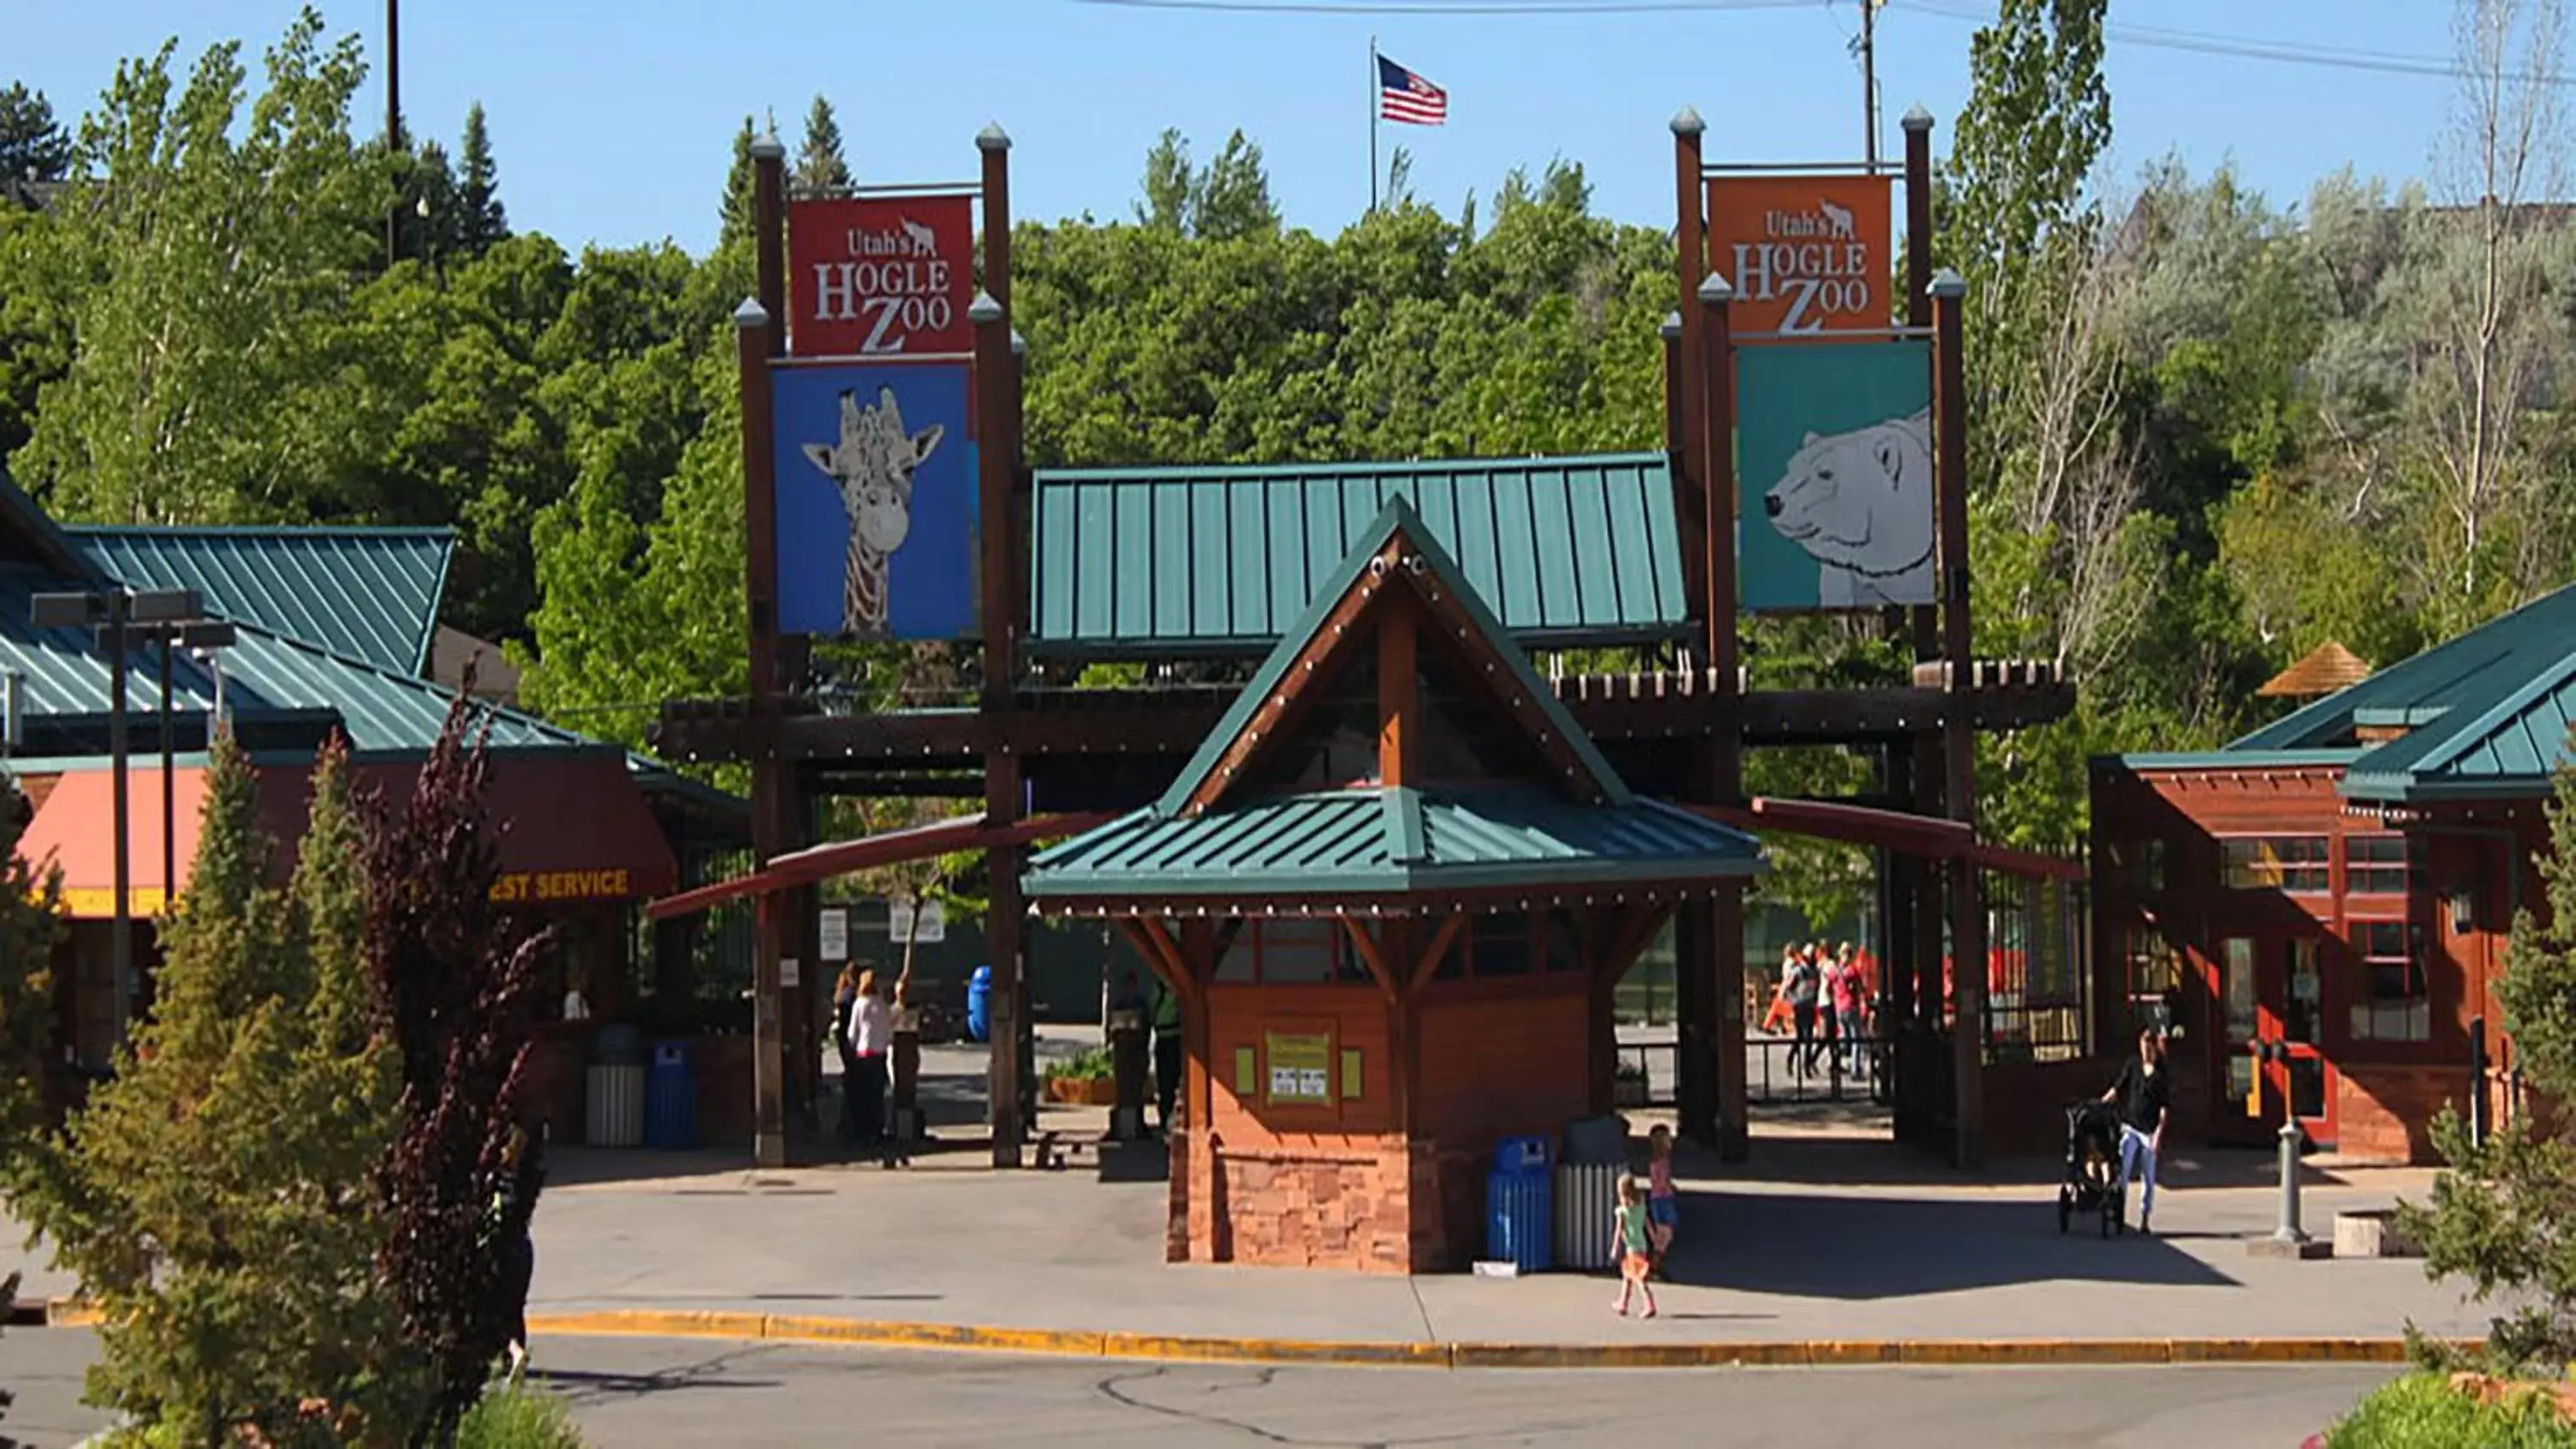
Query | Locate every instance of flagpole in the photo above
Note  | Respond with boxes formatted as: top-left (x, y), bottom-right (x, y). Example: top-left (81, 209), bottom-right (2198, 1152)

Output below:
top-left (1369, 34), bottom-right (1380, 212)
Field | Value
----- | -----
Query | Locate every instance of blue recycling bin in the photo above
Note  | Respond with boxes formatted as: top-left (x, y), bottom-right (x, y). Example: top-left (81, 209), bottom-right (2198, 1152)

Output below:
top-left (965, 964), bottom-right (993, 1045)
top-left (1484, 1135), bottom-right (1554, 1272)
top-left (645, 1040), bottom-right (697, 1150)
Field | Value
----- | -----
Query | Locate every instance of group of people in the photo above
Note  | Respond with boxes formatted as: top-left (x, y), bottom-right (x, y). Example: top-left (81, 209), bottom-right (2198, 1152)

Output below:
top-left (1763, 940), bottom-right (1873, 1078)
top-left (832, 962), bottom-right (918, 1165)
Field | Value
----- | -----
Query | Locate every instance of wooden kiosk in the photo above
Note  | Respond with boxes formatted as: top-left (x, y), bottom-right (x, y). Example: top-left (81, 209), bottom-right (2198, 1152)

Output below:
top-left (1024, 500), bottom-right (1760, 1270)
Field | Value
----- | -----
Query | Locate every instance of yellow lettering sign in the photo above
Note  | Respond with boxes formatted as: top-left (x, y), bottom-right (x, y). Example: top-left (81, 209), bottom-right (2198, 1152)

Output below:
top-left (487, 869), bottom-right (632, 904)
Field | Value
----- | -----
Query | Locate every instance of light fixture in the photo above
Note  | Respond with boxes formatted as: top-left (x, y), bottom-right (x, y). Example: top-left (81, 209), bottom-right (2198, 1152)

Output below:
top-left (2446, 887), bottom-right (2476, 936)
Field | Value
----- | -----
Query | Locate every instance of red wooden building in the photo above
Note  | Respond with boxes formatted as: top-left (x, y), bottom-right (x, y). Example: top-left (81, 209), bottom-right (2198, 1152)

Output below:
top-left (2090, 587), bottom-right (2576, 1162)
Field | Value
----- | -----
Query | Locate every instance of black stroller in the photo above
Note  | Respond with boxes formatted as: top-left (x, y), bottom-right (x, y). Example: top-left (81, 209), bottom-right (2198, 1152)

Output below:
top-left (2057, 1100), bottom-right (2126, 1237)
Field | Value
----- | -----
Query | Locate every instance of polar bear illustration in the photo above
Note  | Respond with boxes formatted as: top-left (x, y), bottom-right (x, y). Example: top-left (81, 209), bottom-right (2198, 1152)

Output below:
top-left (1762, 409), bottom-right (1935, 607)
top-left (1819, 197), bottom-right (1856, 239)
top-left (801, 386), bottom-right (945, 636)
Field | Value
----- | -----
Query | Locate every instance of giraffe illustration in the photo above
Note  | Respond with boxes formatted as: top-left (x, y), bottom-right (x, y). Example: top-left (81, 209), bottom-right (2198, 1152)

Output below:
top-left (799, 386), bottom-right (945, 636)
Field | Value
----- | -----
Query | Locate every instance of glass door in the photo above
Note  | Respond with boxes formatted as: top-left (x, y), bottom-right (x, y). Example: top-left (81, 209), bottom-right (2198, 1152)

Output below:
top-left (2214, 937), bottom-right (2268, 1143)
top-left (2269, 937), bottom-right (2336, 1148)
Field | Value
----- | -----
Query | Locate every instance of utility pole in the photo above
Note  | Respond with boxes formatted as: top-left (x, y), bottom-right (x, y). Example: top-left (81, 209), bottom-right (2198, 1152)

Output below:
top-left (386, 0), bottom-right (404, 264)
top-left (1856, 0), bottom-right (1882, 169)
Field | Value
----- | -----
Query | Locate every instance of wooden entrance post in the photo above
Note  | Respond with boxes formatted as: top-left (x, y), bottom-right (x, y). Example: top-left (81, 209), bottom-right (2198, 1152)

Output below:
top-left (1898, 106), bottom-right (1944, 1149)
top-left (1698, 269), bottom-right (1749, 1163)
top-left (1668, 106), bottom-right (1722, 1149)
top-left (735, 129), bottom-right (788, 1164)
top-left (974, 123), bottom-right (1029, 1167)
top-left (1931, 268), bottom-right (1984, 1168)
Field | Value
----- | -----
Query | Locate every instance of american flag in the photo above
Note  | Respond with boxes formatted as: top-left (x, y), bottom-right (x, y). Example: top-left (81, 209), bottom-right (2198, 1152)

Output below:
top-left (1378, 55), bottom-right (1447, 126)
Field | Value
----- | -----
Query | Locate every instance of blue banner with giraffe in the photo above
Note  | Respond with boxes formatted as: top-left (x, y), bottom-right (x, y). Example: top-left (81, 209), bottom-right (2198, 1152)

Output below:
top-left (773, 362), bottom-right (979, 640)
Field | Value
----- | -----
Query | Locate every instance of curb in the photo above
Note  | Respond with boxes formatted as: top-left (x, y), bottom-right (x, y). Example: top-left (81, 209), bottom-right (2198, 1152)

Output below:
top-left (506, 1309), bottom-right (2449, 1369)
top-left (31, 1298), bottom-right (2460, 1369)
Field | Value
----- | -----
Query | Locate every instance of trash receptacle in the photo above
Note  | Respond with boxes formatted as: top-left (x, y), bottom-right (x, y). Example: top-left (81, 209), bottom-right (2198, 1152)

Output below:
top-left (965, 965), bottom-right (993, 1045)
top-left (1485, 1135), bottom-right (1554, 1272)
top-left (585, 1024), bottom-right (645, 1148)
top-left (645, 1040), bottom-right (697, 1150)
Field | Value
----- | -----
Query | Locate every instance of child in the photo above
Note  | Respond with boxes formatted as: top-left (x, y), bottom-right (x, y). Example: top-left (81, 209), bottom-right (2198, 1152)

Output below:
top-left (1611, 1174), bottom-right (1658, 1319)
top-left (1644, 1125), bottom-right (1679, 1275)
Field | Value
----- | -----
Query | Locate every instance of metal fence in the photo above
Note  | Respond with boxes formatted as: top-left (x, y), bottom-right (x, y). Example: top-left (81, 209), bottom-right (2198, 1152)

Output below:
top-left (1979, 865), bottom-right (2092, 1066)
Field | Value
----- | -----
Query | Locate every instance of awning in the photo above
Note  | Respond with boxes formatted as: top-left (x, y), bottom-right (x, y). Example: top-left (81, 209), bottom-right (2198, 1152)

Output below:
top-left (19, 752), bottom-right (677, 919)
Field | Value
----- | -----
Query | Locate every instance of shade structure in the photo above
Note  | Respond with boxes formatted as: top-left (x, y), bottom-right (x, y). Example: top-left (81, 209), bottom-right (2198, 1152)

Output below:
top-left (19, 750), bottom-right (677, 918)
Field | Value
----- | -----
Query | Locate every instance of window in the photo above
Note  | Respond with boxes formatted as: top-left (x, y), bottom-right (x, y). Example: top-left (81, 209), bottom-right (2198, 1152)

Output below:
top-left (2123, 925), bottom-right (2181, 1036)
top-left (2346, 836), bottom-right (2415, 896)
top-left (2221, 836), bottom-right (2330, 893)
top-left (2113, 838), bottom-right (2166, 894)
top-left (2349, 919), bottom-right (2430, 1042)
top-left (1542, 910), bottom-right (1583, 974)
top-left (1212, 921), bottom-right (1369, 985)
top-left (1432, 912), bottom-right (1555, 981)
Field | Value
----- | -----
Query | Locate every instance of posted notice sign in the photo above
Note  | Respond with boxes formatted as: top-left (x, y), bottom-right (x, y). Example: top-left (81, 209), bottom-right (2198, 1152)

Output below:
top-left (787, 195), bottom-right (975, 357)
top-left (1704, 174), bottom-right (1894, 339)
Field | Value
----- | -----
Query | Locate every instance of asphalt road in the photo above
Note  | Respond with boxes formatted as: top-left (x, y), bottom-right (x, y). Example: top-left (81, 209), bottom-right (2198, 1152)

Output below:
top-left (3, 1330), bottom-right (2389, 1449)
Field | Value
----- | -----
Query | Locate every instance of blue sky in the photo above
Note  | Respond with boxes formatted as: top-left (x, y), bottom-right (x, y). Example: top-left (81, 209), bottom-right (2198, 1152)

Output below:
top-left (19, 3), bottom-right (2481, 253)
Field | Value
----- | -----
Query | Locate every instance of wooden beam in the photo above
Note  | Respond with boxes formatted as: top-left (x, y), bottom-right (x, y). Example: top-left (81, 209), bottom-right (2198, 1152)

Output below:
top-left (1408, 914), bottom-right (1467, 997)
top-left (1340, 917), bottom-right (1398, 1002)
top-left (1124, 917), bottom-right (1194, 1004)
top-left (644, 810), bottom-right (1116, 921)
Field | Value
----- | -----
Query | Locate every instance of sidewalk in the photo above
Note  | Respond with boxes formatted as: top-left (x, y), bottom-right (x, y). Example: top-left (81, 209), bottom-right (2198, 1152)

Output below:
top-left (8, 1123), bottom-right (2503, 1364)
top-left (499, 1137), bottom-right (2490, 1357)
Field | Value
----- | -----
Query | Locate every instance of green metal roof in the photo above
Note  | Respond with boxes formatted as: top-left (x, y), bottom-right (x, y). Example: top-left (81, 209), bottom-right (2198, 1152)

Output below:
top-left (2232, 585), bottom-right (2576, 752)
top-left (1025, 786), bottom-right (1760, 899)
top-left (1028, 453), bottom-right (1686, 657)
top-left (1153, 495), bottom-right (1632, 815)
top-left (69, 525), bottom-right (453, 676)
top-left (2108, 749), bottom-right (2364, 772)
top-left (2341, 649), bottom-right (2576, 803)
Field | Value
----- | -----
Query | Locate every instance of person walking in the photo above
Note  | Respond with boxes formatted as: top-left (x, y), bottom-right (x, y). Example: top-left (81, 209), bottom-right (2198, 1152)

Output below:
top-left (847, 966), bottom-right (901, 1161)
top-left (1611, 1174), bottom-right (1658, 1319)
top-left (1830, 943), bottom-right (1864, 1077)
top-left (1784, 944), bottom-right (1824, 1078)
top-left (1644, 1124), bottom-right (1680, 1276)
top-left (831, 967), bottom-right (864, 1146)
top-left (493, 1124), bottom-right (544, 1378)
top-left (2101, 1028), bottom-right (2171, 1234)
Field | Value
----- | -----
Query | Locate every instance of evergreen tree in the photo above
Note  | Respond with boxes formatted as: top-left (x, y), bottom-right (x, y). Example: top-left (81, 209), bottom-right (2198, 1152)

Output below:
top-left (0, 82), bottom-right (71, 185)
top-left (9, 736), bottom-right (413, 1444)
top-left (718, 112), bottom-right (763, 252)
top-left (1136, 129), bottom-right (1193, 233)
top-left (2404, 735), bottom-right (2576, 1373)
top-left (366, 692), bottom-right (552, 1444)
top-left (0, 773), bottom-right (64, 1435)
top-left (1192, 130), bottom-right (1279, 241)
top-left (793, 94), bottom-right (851, 199)
top-left (456, 101), bottom-right (507, 256)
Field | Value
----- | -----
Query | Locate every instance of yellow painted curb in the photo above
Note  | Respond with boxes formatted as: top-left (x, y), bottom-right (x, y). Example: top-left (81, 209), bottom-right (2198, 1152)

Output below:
top-left (43, 1304), bottom-right (2461, 1372)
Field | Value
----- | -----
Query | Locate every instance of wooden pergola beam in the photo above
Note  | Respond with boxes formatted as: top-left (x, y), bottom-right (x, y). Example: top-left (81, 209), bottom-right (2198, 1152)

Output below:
top-left (643, 809), bottom-right (1116, 921)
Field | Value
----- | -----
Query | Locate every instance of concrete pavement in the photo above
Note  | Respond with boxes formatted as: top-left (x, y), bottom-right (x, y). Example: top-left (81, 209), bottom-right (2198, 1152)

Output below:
top-left (3, 1327), bottom-right (2401, 1449)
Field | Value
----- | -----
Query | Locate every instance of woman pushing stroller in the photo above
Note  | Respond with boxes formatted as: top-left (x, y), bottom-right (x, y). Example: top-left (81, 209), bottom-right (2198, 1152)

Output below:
top-left (2099, 1028), bottom-right (2170, 1234)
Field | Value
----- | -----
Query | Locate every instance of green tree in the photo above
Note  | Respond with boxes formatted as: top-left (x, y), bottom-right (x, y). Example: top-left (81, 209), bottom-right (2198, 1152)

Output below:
top-left (718, 112), bottom-right (762, 252)
top-left (0, 773), bottom-right (64, 1170)
top-left (2402, 736), bottom-right (2576, 1373)
top-left (13, 11), bottom-right (388, 524)
top-left (0, 82), bottom-right (72, 185)
top-left (9, 736), bottom-right (414, 1445)
top-left (793, 94), bottom-right (851, 199)
top-left (456, 101), bottom-right (507, 256)
top-left (1136, 128), bottom-right (1194, 233)
top-left (1193, 130), bottom-right (1279, 241)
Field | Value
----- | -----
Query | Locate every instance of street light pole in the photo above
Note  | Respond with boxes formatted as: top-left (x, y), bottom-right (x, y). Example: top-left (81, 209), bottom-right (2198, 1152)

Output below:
top-left (106, 591), bottom-right (131, 1050)
top-left (158, 633), bottom-right (173, 915)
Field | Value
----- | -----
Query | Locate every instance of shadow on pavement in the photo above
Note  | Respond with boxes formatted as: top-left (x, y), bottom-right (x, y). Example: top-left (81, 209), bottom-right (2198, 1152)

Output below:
top-left (1662, 1187), bottom-right (2239, 1299)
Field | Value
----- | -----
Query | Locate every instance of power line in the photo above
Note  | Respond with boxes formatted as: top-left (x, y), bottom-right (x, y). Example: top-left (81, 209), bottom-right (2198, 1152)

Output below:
top-left (1894, 0), bottom-right (2575, 88)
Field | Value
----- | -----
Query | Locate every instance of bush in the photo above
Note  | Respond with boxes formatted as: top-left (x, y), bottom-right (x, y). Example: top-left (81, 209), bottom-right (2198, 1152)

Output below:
top-left (455, 1383), bottom-right (586, 1449)
top-left (2326, 1373), bottom-right (2576, 1449)
top-left (1045, 1045), bottom-right (1114, 1082)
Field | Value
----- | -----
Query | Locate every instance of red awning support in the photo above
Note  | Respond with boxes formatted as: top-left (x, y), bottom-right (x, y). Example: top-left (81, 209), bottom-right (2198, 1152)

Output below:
top-left (643, 810), bottom-right (1117, 921)
top-left (1683, 797), bottom-right (2084, 883)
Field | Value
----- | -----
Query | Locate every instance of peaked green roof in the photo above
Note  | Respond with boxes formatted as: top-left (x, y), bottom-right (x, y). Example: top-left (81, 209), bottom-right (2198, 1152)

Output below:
top-left (70, 525), bottom-right (453, 676)
top-left (1153, 494), bottom-right (1631, 815)
top-left (2208, 582), bottom-right (2576, 803)
top-left (1029, 453), bottom-right (1686, 657)
top-left (1025, 786), bottom-right (1759, 900)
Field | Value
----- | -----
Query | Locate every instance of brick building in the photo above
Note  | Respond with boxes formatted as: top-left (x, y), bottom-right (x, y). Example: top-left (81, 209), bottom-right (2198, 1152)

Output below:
top-left (2090, 587), bottom-right (2574, 1163)
top-left (1024, 500), bottom-right (1762, 1271)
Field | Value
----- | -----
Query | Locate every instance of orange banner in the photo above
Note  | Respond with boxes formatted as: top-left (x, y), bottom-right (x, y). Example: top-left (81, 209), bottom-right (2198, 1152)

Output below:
top-left (1704, 174), bottom-right (1895, 339)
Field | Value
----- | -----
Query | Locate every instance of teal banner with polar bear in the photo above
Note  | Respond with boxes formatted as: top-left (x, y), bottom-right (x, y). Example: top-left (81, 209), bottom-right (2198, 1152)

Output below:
top-left (1736, 338), bottom-right (1935, 612)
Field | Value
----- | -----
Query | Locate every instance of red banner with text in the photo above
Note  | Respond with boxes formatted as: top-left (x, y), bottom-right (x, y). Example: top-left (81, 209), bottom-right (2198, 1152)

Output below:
top-left (787, 195), bottom-right (975, 357)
